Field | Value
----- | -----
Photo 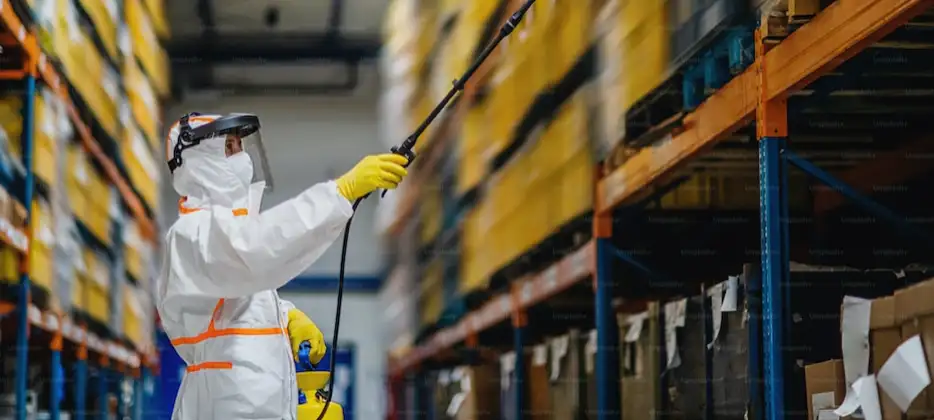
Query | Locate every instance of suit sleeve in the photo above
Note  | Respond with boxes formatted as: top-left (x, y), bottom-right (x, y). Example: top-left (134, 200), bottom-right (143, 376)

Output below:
top-left (169, 181), bottom-right (354, 298)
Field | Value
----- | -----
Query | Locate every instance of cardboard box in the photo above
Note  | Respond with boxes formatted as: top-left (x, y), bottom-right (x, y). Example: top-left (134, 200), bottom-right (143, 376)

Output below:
top-left (548, 330), bottom-right (586, 420)
top-left (870, 295), bottom-right (903, 420)
top-left (804, 360), bottom-right (846, 420)
top-left (895, 279), bottom-right (934, 419)
top-left (528, 344), bottom-right (552, 419)
top-left (455, 364), bottom-right (500, 420)
top-left (619, 303), bottom-right (661, 419)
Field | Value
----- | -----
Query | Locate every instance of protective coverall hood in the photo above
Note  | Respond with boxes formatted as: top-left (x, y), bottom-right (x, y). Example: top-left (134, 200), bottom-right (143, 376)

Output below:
top-left (166, 115), bottom-right (265, 213)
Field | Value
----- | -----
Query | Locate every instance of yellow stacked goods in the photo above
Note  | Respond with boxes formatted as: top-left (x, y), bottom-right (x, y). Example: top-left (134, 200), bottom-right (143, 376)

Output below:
top-left (123, 218), bottom-right (152, 288)
top-left (0, 96), bottom-right (24, 161)
top-left (56, 3), bottom-right (122, 140)
top-left (419, 185), bottom-right (442, 247)
top-left (33, 87), bottom-right (72, 188)
top-left (547, 0), bottom-right (599, 84)
top-left (123, 282), bottom-right (145, 346)
top-left (74, 248), bottom-right (111, 324)
top-left (142, 0), bottom-right (170, 39)
top-left (419, 258), bottom-right (444, 327)
top-left (27, 198), bottom-right (56, 294)
top-left (458, 207), bottom-right (483, 294)
top-left (126, 0), bottom-right (170, 97)
top-left (0, 246), bottom-right (17, 285)
top-left (543, 96), bottom-right (595, 229)
top-left (66, 144), bottom-right (113, 245)
top-left (447, 0), bottom-right (500, 77)
top-left (485, 68), bottom-right (517, 160)
top-left (78, 0), bottom-right (121, 61)
top-left (124, 57), bottom-right (161, 150)
top-left (33, 93), bottom-right (57, 186)
top-left (598, 0), bottom-right (671, 140)
top-left (456, 105), bottom-right (488, 195)
top-left (121, 124), bottom-right (159, 211)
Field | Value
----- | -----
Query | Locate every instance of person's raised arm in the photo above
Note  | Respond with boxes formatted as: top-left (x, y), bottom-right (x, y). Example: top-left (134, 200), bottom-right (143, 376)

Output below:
top-left (173, 181), bottom-right (352, 298)
top-left (167, 153), bottom-right (409, 298)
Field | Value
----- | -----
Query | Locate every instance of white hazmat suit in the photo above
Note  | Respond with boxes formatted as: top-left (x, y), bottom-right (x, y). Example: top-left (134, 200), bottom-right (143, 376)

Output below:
top-left (156, 113), bottom-right (407, 420)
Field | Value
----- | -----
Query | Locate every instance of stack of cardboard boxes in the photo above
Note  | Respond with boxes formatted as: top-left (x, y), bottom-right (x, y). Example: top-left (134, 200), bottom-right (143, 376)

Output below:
top-left (804, 276), bottom-right (934, 420)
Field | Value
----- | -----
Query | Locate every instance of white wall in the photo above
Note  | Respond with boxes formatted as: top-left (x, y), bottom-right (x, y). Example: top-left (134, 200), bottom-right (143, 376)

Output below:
top-left (161, 64), bottom-right (390, 418)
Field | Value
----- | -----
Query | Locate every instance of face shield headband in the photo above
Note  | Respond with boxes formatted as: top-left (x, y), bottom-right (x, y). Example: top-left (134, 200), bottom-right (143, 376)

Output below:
top-left (168, 112), bottom-right (275, 190)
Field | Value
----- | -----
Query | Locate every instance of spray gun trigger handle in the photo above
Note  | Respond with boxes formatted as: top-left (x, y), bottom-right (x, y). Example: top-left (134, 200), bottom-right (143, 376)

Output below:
top-left (380, 146), bottom-right (417, 198)
top-left (390, 145), bottom-right (417, 167)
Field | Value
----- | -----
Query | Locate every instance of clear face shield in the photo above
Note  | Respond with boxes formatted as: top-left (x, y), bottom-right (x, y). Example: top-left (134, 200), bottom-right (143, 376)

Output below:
top-left (169, 112), bottom-right (275, 191)
top-left (227, 127), bottom-right (274, 191)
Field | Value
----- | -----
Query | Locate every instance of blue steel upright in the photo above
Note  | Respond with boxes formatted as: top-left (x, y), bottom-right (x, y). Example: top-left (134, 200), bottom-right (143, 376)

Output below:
top-left (15, 71), bottom-right (37, 420)
top-left (758, 137), bottom-right (789, 419)
top-left (595, 238), bottom-right (621, 419)
top-left (50, 344), bottom-right (64, 420)
top-left (76, 357), bottom-right (88, 420)
top-left (98, 367), bottom-right (109, 420)
top-left (512, 322), bottom-right (524, 420)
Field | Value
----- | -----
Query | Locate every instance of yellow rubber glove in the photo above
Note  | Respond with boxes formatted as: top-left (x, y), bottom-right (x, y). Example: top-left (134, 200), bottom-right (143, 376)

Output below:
top-left (335, 153), bottom-right (409, 201)
top-left (287, 308), bottom-right (326, 364)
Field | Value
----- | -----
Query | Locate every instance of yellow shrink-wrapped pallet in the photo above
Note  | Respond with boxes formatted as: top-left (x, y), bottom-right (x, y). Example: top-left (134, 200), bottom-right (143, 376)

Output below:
top-left (122, 124), bottom-right (160, 211)
top-left (78, 0), bottom-right (120, 61)
top-left (126, 0), bottom-right (170, 97)
top-left (142, 0), bottom-right (170, 39)
top-left (419, 184), bottom-right (442, 247)
top-left (74, 247), bottom-right (111, 324)
top-left (123, 282), bottom-right (145, 347)
top-left (549, 0), bottom-right (599, 83)
top-left (124, 218), bottom-right (153, 288)
top-left (597, 0), bottom-right (671, 136)
top-left (34, 87), bottom-right (72, 188)
top-left (124, 57), bottom-right (162, 150)
top-left (66, 145), bottom-right (113, 245)
top-left (419, 258), bottom-right (444, 327)
top-left (56, 8), bottom-right (122, 140)
top-left (457, 105), bottom-right (486, 195)
top-left (28, 199), bottom-right (56, 294)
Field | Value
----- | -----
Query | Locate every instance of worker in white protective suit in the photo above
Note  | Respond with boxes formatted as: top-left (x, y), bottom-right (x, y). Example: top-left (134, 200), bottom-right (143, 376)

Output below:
top-left (156, 112), bottom-right (408, 420)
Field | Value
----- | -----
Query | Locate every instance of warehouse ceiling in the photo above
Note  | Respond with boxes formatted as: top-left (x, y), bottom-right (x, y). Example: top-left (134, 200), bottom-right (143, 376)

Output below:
top-left (166, 0), bottom-right (388, 97)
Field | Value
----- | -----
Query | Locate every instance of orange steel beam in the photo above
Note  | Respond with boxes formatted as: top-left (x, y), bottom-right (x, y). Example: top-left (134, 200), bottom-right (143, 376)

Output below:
top-left (814, 133), bottom-right (934, 215)
top-left (764, 0), bottom-right (934, 101)
top-left (596, 71), bottom-right (758, 212)
top-left (597, 0), bottom-right (931, 213)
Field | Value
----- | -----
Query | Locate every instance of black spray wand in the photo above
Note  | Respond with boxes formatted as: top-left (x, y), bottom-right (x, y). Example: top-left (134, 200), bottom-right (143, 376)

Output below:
top-left (317, 1), bottom-right (537, 419)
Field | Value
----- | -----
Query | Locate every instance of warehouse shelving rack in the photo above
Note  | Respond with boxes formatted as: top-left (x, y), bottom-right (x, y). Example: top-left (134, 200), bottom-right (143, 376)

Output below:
top-left (0, 0), bottom-right (160, 419)
top-left (387, 0), bottom-right (934, 419)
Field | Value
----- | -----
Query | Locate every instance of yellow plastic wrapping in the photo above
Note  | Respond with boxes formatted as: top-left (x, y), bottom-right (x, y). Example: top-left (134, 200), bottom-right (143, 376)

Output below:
top-left (121, 123), bottom-right (160, 211)
top-left (78, 0), bottom-right (120, 61)
top-left (66, 144), bottom-right (112, 245)
top-left (126, 0), bottom-right (170, 97)
top-left (26, 199), bottom-right (55, 295)
top-left (124, 57), bottom-right (161, 150)
top-left (419, 258), bottom-right (444, 327)
top-left (142, 0), bottom-right (170, 39)
top-left (57, 6), bottom-right (122, 140)
top-left (123, 282), bottom-right (145, 346)
top-left (73, 248), bottom-right (111, 324)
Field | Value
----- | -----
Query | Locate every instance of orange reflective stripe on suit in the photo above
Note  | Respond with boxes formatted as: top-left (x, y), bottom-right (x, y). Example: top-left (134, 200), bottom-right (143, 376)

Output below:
top-left (172, 299), bottom-right (288, 372)
top-left (178, 197), bottom-right (248, 216)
